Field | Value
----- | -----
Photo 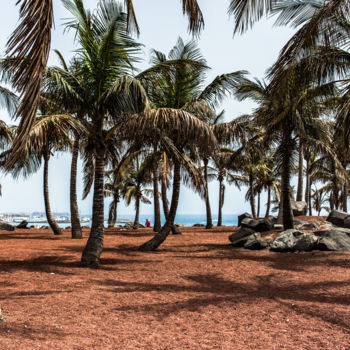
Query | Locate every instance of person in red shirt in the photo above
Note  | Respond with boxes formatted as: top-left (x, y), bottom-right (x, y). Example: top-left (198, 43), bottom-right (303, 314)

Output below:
top-left (145, 219), bottom-right (151, 228)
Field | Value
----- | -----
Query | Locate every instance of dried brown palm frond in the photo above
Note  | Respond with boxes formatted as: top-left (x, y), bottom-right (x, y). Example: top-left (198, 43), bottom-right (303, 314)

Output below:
top-left (6, 0), bottom-right (53, 168)
top-left (123, 108), bottom-right (218, 153)
top-left (181, 0), bottom-right (205, 35)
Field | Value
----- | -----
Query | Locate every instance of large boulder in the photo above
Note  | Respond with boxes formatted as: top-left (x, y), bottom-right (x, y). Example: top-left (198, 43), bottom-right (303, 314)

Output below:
top-left (314, 228), bottom-right (350, 251)
top-left (229, 227), bottom-right (255, 247)
top-left (238, 212), bottom-right (253, 227)
top-left (326, 210), bottom-right (350, 228)
top-left (16, 220), bottom-right (28, 229)
top-left (254, 217), bottom-right (275, 232)
top-left (0, 220), bottom-right (15, 231)
top-left (291, 201), bottom-right (307, 216)
top-left (244, 235), bottom-right (268, 250)
top-left (270, 229), bottom-right (319, 252)
top-left (241, 217), bottom-right (274, 232)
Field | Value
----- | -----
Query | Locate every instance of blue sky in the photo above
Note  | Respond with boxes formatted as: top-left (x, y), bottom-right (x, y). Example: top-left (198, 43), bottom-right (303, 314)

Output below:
top-left (0, 1), bottom-right (296, 216)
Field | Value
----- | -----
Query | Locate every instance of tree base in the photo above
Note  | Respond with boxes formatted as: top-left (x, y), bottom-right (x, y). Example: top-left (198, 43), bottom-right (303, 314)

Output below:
top-left (138, 238), bottom-right (159, 251)
top-left (205, 224), bottom-right (213, 229)
top-left (71, 230), bottom-right (82, 239)
top-left (81, 251), bottom-right (100, 268)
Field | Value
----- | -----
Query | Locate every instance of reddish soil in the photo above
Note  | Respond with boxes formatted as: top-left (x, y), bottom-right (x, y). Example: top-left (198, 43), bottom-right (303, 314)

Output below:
top-left (0, 224), bottom-right (349, 349)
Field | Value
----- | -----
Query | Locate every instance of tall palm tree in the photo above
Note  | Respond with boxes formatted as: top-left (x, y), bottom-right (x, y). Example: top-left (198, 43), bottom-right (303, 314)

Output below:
top-left (17, 114), bottom-right (82, 235)
top-left (138, 38), bottom-right (246, 230)
top-left (6, 0), bottom-right (204, 166)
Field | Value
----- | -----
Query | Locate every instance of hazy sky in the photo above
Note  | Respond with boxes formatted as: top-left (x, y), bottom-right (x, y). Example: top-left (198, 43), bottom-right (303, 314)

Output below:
top-left (0, 1), bottom-right (296, 216)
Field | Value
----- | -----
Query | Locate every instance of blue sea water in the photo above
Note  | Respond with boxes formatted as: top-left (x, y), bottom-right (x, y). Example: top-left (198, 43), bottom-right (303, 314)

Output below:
top-left (57, 214), bottom-right (238, 228)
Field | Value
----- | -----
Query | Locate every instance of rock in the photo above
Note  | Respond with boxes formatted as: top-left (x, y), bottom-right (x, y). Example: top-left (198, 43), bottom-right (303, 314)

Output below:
top-left (238, 212), bottom-right (253, 227)
top-left (0, 220), bottom-right (15, 231)
top-left (343, 216), bottom-right (350, 229)
top-left (193, 223), bottom-right (205, 227)
top-left (293, 233), bottom-right (319, 251)
top-left (40, 225), bottom-right (49, 229)
top-left (175, 223), bottom-right (184, 228)
top-left (274, 224), bottom-right (284, 230)
top-left (295, 221), bottom-right (320, 230)
top-left (240, 218), bottom-right (259, 229)
top-left (16, 220), bottom-right (28, 229)
top-left (241, 217), bottom-right (274, 232)
top-left (291, 201), bottom-right (307, 216)
top-left (65, 226), bottom-right (71, 230)
top-left (314, 228), bottom-right (350, 251)
top-left (326, 210), bottom-right (350, 227)
top-left (229, 227), bottom-right (256, 247)
top-left (30, 225), bottom-right (39, 229)
top-left (82, 225), bottom-right (90, 229)
top-left (293, 219), bottom-right (307, 226)
top-left (254, 217), bottom-right (275, 232)
top-left (270, 229), bottom-right (299, 252)
top-left (271, 229), bottom-right (320, 252)
top-left (244, 234), bottom-right (268, 250)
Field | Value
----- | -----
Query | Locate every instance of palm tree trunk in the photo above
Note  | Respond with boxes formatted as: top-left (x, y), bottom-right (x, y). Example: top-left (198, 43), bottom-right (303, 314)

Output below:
top-left (296, 142), bottom-right (304, 201)
top-left (309, 179), bottom-right (313, 216)
top-left (161, 178), bottom-right (169, 218)
top-left (280, 130), bottom-right (294, 229)
top-left (70, 134), bottom-right (82, 238)
top-left (265, 184), bottom-right (271, 218)
top-left (133, 194), bottom-right (141, 229)
top-left (343, 182), bottom-right (348, 212)
top-left (161, 173), bottom-right (181, 235)
top-left (153, 170), bottom-right (161, 232)
top-left (217, 177), bottom-right (223, 226)
top-left (331, 161), bottom-right (339, 210)
top-left (204, 158), bottom-right (213, 229)
top-left (249, 173), bottom-right (256, 218)
top-left (139, 159), bottom-right (181, 251)
top-left (81, 148), bottom-right (105, 267)
top-left (43, 151), bottom-right (62, 236)
top-left (257, 191), bottom-right (261, 218)
top-left (305, 159), bottom-right (310, 215)
top-left (108, 192), bottom-right (119, 228)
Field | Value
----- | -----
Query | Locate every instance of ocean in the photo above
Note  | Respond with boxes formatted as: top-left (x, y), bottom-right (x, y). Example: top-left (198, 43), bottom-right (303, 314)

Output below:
top-left (55, 214), bottom-right (239, 228)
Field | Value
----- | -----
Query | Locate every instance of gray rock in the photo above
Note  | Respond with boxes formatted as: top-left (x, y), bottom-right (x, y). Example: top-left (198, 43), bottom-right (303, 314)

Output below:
top-left (343, 216), bottom-right (350, 229)
top-left (0, 220), bottom-right (15, 231)
top-left (295, 221), bottom-right (320, 230)
top-left (238, 212), bottom-right (253, 227)
top-left (254, 217), bottom-right (275, 232)
top-left (229, 227), bottom-right (256, 247)
top-left (244, 234), bottom-right (268, 250)
top-left (291, 201), bottom-right (307, 216)
top-left (293, 233), bottom-right (319, 251)
top-left (16, 220), bottom-right (28, 229)
top-left (193, 223), bottom-right (205, 227)
top-left (241, 217), bottom-right (274, 232)
top-left (270, 229), bottom-right (300, 252)
top-left (314, 229), bottom-right (350, 251)
top-left (40, 225), bottom-right (49, 229)
top-left (326, 210), bottom-right (350, 228)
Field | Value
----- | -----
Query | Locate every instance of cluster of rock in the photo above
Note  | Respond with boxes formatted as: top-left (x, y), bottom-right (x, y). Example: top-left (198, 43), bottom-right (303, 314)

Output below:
top-left (229, 211), bottom-right (350, 252)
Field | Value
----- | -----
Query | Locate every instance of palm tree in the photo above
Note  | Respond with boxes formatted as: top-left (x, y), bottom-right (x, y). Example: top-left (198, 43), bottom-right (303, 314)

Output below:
top-left (138, 38), bottom-right (246, 231)
top-left (124, 108), bottom-right (217, 251)
top-left (6, 0), bottom-right (204, 166)
top-left (121, 156), bottom-right (153, 229)
top-left (17, 113), bottom-right (82, 235)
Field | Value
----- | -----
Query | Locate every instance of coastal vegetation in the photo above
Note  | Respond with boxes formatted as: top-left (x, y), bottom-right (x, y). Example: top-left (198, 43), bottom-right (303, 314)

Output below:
top-left (0, 0), bottom-right (348, 266)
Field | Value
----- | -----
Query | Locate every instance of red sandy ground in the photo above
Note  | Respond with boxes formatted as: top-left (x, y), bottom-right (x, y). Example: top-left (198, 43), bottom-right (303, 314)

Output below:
top-left (0, 223), bottom-right (349, 349)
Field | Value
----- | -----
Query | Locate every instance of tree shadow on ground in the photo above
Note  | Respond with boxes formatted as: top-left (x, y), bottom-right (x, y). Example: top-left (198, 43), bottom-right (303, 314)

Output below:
top-left (0, 289), bottom-right (74, 301)
top-left (102, 273), bottom-right (350, 330)
top-left (0, 255), bottom-right (163, 274)
top-left (168, 243), bottom-right (350, 272)
top-left (0, 322), bottom-right (68, 341)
